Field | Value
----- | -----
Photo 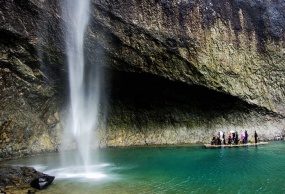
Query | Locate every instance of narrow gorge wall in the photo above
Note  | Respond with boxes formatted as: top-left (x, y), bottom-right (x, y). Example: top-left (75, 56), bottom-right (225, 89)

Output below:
top-left (0, 0), bottom-right (285, 159)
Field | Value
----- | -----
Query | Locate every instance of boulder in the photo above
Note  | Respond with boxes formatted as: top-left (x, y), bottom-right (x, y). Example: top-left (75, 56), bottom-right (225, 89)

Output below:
top-left (30, 175), bottom-right (55, 190)
top-left (0, 165), bottom-right (54, 191)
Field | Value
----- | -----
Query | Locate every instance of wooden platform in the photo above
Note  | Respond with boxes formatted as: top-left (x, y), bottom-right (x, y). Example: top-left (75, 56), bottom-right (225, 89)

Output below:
top-left (204, 142), bottom-right (269, 148)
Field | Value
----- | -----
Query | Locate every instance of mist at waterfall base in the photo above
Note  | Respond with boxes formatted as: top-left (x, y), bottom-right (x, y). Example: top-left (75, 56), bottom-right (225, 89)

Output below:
top-left (3, 142), bottom-right (285, 193)
top-left (59, 0), bottom-right (104, 179)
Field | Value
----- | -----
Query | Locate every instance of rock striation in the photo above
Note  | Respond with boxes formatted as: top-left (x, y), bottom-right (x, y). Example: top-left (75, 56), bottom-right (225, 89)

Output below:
top-left (88, 0), bottom-right (285, 115)
top-left (0, 0), bottom-right (285, 158)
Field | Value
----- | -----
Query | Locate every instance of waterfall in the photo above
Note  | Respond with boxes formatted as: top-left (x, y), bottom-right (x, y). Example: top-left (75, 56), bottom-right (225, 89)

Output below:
top-left (61, 0), bottom-right (102, 173)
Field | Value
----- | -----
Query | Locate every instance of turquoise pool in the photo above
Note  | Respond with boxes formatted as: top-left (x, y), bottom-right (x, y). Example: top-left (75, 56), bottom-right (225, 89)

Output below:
top-left (3, 141), bottom-right (285, 193)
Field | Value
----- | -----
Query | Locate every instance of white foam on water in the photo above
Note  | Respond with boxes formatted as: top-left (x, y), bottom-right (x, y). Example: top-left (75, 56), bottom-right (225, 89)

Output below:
top-left (43, 164), bottom-right (112, 180)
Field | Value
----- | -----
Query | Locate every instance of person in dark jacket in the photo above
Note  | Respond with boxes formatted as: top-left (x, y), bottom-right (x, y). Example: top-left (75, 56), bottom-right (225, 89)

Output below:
top-left (211, 135), bottom-right (217, 145)
top-left (217, 136), bottom-right (222, 145)
top-left (254, 131), bottom-right (258, 143)
top-left (235, 131), bottom-right (239, 145)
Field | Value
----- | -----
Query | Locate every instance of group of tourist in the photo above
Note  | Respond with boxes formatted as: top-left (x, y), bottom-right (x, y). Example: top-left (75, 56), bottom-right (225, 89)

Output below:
top-left (211, 130), bottom-right (258, 145)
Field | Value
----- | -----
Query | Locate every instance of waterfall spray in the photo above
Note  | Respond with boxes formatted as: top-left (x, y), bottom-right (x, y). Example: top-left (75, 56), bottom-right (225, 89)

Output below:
top-left (61, 0), bottom-right (102, 174)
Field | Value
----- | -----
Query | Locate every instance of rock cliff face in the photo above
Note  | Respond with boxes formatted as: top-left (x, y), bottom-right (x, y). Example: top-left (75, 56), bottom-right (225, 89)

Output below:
top-left (0, 0), bottom-right (64, 159)
top-left (89, 0), bottom-right (285, 115)
top-left (1, 0), bottom-right (285, 159)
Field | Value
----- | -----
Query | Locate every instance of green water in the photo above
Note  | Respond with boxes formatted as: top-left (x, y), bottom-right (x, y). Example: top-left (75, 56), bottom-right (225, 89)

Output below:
top-left (3, 142), bottom-right (285, 193)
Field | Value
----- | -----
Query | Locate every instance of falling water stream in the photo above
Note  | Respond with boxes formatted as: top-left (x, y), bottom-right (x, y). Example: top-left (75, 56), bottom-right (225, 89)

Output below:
top-left (61, 0), bottom-right (102, 176)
